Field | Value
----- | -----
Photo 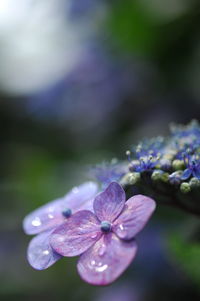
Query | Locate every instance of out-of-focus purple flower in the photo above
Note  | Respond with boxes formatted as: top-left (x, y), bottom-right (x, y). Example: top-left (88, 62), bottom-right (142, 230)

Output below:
top-left (50, 182), bottom-right (156, 285)
top-left (23, 182), bottom-right (98, 270)
top-left (181, 154), bottom-right (200, 180)
top-left (26, 50), bottom-right (138, 136)
top-left (89, 160), bottom-right (128, 189)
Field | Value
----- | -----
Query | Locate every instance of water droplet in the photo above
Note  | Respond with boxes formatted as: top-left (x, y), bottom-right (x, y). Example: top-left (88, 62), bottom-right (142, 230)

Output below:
top-left (117, 224), bottom-right (127, 238)
top-left (42, 250), bottom-right (50, 255)
top-left (95, 264), bottom-right (108, 272)
top-left (91, 260), bottom-right (96, 266)
top-left (91, 233), bottom-right (98, 239)
top-left (119, 224), bottom-right (124, 231)
top-left (72, 187), bottom-right (79, 194)
top-left (98, 244), bottom-right (106, 257)
top-left (32, 217), bottom-right (41, 227)
top-left (48, 206), bottom-right (54, 212)
top-left (48, 213), bottom-right (54, 219)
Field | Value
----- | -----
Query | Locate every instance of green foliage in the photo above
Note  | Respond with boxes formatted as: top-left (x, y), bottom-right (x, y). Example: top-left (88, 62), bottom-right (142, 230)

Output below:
top-left (169, 231), bottom-right (200, 288)
top-left (106, 1), bottom-right (158, 55)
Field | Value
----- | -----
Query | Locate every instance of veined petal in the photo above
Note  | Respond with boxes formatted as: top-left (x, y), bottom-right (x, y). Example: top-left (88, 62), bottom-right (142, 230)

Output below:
top-left (50, 210), bottom-right (101, 257)
top-left (23, 181), bottom-right (98, 235)
top-left (93, 182), bottom-right (125, 223)
top-left (77, 233), bottom-right (137, 286)
top-left (27, 229), bottom-right (62, 270)
top-left (181, 169), bottom-right (192, 180)
top-left (113, 195), bottom-right (156, 240)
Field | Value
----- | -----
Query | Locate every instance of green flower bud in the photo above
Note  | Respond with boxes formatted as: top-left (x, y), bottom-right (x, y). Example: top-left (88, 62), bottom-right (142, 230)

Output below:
top-left (160, 172), bottom-right (169, 183)
top-left (172, 159), bottom-right (185, 170)
top-left (180, 182), bottom-right (191, 194)
top-left (128, 172), bottom-right (141, 185)
top-left (120, 172), bottom-right (141, 186)
top-left (189, 177), bottom-right (200, 189)
top-left (151, 170), bottom-right (163, 181)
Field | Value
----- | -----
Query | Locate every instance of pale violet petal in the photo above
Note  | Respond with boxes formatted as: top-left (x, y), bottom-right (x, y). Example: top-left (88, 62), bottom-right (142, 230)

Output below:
top-left (113, 195), bottom-right (156, 240)
top-left (77, 233), bottom-right (137, 285)
top-left (27, 229), bottom-right (62, 270)
top-left (50, 210), bottom-right (101, 257)
top-left (93, 182), bottom-right (125, 222)
top-left (23, 181), bottom-right (98, 235)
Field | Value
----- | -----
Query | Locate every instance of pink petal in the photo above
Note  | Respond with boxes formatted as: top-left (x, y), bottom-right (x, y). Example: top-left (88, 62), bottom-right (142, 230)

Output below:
top-left (77, 233), bottom-right (137, 285)
top-left (27, 229), bottom-right (62, 270)
top-left (50, 210), bottom-right (101, 257)
top-left (23, 181), bottom-right (98, 235)
top-left (113, 195), bottom-right (156, 240)
top-left (93, 182), bottom-right (125, 222)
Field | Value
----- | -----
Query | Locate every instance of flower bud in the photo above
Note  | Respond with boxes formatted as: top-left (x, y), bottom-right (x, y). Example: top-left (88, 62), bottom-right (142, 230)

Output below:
top-left (128, 172), bottom-right (141, 185)
top-left (172, 159), bottom-right (185, 171)
top-left (189, 177), bottom-right (200, 189)
top-left (160, 172), bottom-right (169, 183)
top-left (180, 182), bottom-right (191, 194)
top-left (151, 170), bottom-right (163, 181)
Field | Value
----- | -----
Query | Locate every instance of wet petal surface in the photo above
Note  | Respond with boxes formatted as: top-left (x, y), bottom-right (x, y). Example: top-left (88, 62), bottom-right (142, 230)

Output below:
top-left (113, 195), bottom-right (156, 240)
top-left (93, 182), bottom-right (125, 222)
top-left (50, 210), bottom-right (101, 257)
top-left (23, 181), bottom-right (98, 235)
top-left (77, 233), bottom-right (137, 285)
top-left (27, 229), bottom-right (62, 270)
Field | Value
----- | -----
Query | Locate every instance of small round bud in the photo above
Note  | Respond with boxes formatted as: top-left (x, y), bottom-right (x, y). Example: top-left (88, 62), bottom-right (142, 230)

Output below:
top-left (160, 172), bottom-right (169, 183)
top-left (180, 182), bottom-right (191, 194)
top-left (62, 208), bottom-right (72, 218)
top-left (159, 158), bottom-right (172, 171)
top-left (101, 221), bottom-right (112, 233)
top-left (128, 172), bottom-right (141, 185)
top-left (151, 170), bottom-right (163, 181)
top-left (172, 159), bottom-right (185, 171)
top-left (189, 177), bottom-right (200, 189)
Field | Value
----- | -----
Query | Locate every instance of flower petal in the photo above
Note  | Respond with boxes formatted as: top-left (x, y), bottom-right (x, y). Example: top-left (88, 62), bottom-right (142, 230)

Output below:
top-left (113, 195), bottom-right (156, 240)
top-left (93, 182), bottom-right (125, 222)
top-left (64, 181), bottom-right (98, 212)
top-left (77, 233), bottom-right (137, 285)
top-left (193, 169), bottom-right (200, 180)
top-left (27, 229), bottom-right (62, 270)
top-left (181, 168), bottom-right (192, 180)
top-left (50, 210), bottom-right (101, 257)
top-left (23, 181), bottom-right (98, 235)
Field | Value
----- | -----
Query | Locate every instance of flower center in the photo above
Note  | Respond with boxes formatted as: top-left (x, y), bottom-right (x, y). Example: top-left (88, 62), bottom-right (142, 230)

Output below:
top-left (101, 221), bottom-right (112, 233)
top-left (62, 208), bottom-right (72, 218)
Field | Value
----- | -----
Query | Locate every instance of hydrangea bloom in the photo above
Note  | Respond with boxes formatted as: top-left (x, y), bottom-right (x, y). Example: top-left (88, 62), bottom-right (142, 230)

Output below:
top-left (50, 182), bottom-right (156, 285)
top-left (126, 120), bottom-right (200, 185)
top-left (23, 182), bottom-right (98, 270)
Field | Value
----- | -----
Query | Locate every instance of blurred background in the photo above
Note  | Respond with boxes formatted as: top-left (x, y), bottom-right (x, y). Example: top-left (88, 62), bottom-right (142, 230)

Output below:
top-left (0, 0), bottom-right (200, 300)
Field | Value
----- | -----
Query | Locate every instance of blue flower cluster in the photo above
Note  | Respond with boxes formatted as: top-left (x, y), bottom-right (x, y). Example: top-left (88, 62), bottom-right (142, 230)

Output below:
top-left (125, 120), bottom-right (200, 193)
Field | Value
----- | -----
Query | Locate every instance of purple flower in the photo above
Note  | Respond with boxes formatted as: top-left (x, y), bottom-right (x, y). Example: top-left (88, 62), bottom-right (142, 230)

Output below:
top-left (181, 155), bottom-right (200, 180)
top-left (89, 160), bottom-right (127, 189)
top-left (50, 182), bottom-right (156, 285)
top-left (23, 182), bottom-right (98, 270)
